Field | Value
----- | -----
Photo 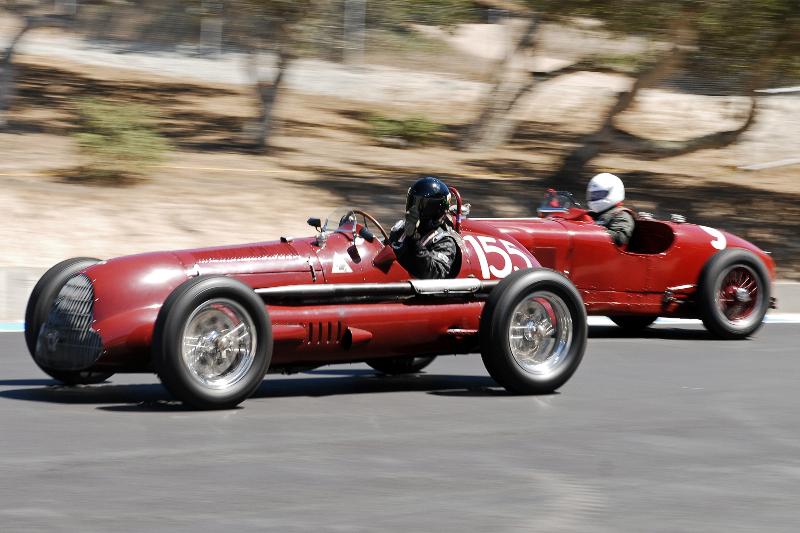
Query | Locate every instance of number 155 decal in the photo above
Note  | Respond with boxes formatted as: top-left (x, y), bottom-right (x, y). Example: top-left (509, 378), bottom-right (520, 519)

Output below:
top-left (463, 235), bottom-right (533, 279)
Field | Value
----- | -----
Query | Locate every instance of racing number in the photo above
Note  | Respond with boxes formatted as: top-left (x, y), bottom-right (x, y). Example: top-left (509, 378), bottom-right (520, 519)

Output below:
top-left (463, 235), bottom-right (533, 279)
top-left (699, 225), bottom-right (727, 250)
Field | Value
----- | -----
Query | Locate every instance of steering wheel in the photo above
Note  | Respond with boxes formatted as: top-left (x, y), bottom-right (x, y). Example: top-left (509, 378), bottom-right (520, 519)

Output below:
top-left (351, 209), bottom-right (390, 242)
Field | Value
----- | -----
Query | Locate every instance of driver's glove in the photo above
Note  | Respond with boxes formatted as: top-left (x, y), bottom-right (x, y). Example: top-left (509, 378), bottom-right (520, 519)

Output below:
top-left (389, 219), bottom-right (406, 246)
top-left (404, 205), bottom-right (420, 240)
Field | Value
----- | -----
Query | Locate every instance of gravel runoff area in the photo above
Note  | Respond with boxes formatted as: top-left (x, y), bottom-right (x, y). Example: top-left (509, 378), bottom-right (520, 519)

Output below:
top-left (1, 324), bottom-right (799, 532)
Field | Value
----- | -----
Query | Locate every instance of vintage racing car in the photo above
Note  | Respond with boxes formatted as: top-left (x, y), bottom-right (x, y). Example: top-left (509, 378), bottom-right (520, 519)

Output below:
top-left (484, 189), bottom-right (775, 339)
top-left (25, 192), bottom-right (588, 409)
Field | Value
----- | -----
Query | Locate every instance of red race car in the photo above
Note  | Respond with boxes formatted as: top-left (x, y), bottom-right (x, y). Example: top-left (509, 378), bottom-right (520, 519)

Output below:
top-left (469, 189), bottom-right (775, 339)
top-left (26, 193), bottom-right (588, 409)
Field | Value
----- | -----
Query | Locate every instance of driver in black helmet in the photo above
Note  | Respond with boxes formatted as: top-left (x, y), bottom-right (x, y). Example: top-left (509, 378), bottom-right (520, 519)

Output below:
top-left (389, 176), bottom-right (461, 279)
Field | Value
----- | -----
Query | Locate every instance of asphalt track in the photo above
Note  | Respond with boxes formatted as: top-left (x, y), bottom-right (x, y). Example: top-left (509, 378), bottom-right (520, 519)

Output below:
top-left (1, 324), bottom-right (799, 532)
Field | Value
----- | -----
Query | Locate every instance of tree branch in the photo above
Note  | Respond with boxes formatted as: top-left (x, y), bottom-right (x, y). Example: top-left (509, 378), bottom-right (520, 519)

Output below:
top-left (547, 12), bottom-right (696, 184)
top-left (609, 89), bottom-right (758, 160)
top-left (460, 16), bottom-right (539, 150)
top-left (471, 0), bottom-right (533, 17)
top-left (532, 59), bottom-right (630, 82)
top-left (1, 13), bottom-right (71, 129)
top-left (1, 18), bottom-right (33, 68)
top-left (483, 16), bottom-right (538, 89)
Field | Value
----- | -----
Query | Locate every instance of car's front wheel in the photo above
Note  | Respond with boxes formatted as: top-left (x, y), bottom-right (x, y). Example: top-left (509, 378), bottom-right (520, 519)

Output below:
top-left (153, 276), bottom-right (272, 409)
top-left (480, 269), bottom-right (587, 394)
top-left (698, 248), bottom-right (770, 339)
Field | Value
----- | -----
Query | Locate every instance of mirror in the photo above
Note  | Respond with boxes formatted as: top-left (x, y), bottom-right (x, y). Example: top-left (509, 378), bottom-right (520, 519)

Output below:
top-left (307, 217), bottom-right (322, 229)
top-left (347, 244), bottom-right (362, 263)
top-left (358, 226), bottom-right (375, 243)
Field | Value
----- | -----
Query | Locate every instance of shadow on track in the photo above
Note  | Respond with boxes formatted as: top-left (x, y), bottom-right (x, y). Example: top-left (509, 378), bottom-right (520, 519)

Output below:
top-left (0, 382), bottom-right (172, 406)
top-left (253, 374), bottom-right (503, 400)
top-left (0, 379), bottom-right (63, 386)
top-left (589, 325), bottom-right (718, 340)
top-left (0, 372), bottom-right (504, 412)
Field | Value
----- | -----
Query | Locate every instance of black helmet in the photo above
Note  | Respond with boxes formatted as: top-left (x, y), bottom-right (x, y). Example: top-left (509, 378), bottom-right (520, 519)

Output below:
top-left (405, 176), bottom-right (451, 233)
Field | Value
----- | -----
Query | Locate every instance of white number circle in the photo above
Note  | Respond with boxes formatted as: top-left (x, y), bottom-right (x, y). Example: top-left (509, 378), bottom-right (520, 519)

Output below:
top-left (699, 225), bottom-right (727, 250)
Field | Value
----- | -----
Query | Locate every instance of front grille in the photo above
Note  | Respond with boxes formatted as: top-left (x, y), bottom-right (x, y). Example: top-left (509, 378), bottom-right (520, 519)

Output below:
top-left (35, 274), bottom-right (103, 371)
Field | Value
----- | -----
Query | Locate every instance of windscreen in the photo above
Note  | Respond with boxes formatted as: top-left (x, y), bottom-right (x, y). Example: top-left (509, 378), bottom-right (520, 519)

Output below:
top-left (537, 190), bottom-right (580, 216)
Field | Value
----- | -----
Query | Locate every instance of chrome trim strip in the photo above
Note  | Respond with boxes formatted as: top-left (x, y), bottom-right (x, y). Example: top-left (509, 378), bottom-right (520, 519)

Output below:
top-left (255, 279), bottom-right (499, 302)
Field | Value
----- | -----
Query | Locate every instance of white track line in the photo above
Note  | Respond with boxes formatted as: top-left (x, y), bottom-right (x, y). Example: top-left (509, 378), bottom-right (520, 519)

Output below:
top-left (588, 315), bottom-right (800, 326)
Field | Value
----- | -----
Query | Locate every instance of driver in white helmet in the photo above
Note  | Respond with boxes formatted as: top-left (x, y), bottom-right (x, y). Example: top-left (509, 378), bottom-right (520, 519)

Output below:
top-left (586, 173), bottom-right (635, 246)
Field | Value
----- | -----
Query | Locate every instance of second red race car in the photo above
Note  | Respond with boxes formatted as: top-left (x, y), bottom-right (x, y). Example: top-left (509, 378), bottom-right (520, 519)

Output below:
top-left (467, 189), bottom-right (776, 339)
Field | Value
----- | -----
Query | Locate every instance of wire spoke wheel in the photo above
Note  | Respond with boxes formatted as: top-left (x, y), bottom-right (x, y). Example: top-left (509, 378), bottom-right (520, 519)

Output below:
top-left (716, 265), bottom-right (761, 325)
top-left (507, 291), bottom-right (573, 377)
top-left (181, 298), bottom-right (257, 390)
top-left (698, 249), bottom-right (771, 339)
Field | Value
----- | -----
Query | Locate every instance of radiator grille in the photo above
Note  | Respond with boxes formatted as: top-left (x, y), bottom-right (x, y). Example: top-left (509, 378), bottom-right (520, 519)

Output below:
top-left (35, 274), bottom-right (103, 371)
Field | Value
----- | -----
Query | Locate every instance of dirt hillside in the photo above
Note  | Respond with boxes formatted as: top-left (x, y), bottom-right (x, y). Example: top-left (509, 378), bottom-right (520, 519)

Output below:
top-left (1, 48), bottom-right (798, 279)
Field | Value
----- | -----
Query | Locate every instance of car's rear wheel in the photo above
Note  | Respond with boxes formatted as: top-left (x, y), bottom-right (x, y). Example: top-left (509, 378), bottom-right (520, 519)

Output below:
top-left (698, 249), bottom-right (770, 339)
top-left (610, 315), bottom-right (658, 332)
top-left (367, 356), bottom-right (436, 375)
top-left (24, 257), bottom-right (114, 385)
top-left (153, 276), bottom-right (272, 409)
top-left (480, 269), bottom-right (587, 394)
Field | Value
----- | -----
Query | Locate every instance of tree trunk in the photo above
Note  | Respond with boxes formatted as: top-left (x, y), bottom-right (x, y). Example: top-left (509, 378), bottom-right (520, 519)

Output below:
top-left (461, 17), bottom-right (538, 151)
top-left (548, 18), bottom-right (695, 187)
top-left (253, 49), bottom-right (290, 152)
top-left (549, 136), bottom-right (607, 188)
top-left (0, 18), bottom-right (33, 130)
top-left (550, 66), bottom-right (759, 187)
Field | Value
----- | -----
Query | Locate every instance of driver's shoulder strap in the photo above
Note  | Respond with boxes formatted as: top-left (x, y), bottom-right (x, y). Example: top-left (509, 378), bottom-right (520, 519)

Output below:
top-left (420, 226), bottom-right (464, 253)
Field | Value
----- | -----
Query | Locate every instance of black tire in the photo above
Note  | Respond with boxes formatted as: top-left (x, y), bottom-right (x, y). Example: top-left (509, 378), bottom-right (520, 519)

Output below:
top-left (698, 248), bottom-right (770, 339)
top-left (610, 315), bottom-right (658, 332)
top-left (153, 275), bottom-right (272, 409)
top-left (24, 257), bottom-right (114, 385)
top-left (480, 268), bottom-right (587, 394)
top-left (367, 356), bottom-right (436, 375)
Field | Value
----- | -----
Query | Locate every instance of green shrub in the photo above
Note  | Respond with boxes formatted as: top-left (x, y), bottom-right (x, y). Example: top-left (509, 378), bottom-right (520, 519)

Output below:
top-left (72, 98), bottom-right (170, 182)
top-left (367, 114), bottom-right (440, 146)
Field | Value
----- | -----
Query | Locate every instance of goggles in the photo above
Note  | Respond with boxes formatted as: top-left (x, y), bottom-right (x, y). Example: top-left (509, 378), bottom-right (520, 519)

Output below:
top-left (588, 189), bottom-right (610, 202)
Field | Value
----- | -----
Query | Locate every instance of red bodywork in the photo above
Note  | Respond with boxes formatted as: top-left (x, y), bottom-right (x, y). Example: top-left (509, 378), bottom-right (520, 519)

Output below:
top-left (83, 217), bottom-right (538, 372)
top-left (470, 210), bottom-right (775, 315)
top-left (77, 204), bottom-right (774, 374)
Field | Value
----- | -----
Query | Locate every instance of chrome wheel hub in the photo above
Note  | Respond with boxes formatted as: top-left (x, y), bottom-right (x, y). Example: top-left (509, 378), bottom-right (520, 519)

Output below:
top-left (734, 287), bottom-right (751, 303)
top-left (182, 299), bottom-right (257, 390)
top-left (508, 291), bottom-right (573, 376)
top-left (716, 265), bottom-right (762, 328)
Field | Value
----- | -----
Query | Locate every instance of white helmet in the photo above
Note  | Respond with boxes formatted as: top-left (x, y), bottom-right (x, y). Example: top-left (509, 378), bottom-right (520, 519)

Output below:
top-left (586, 172), bottom-right (624, 213)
